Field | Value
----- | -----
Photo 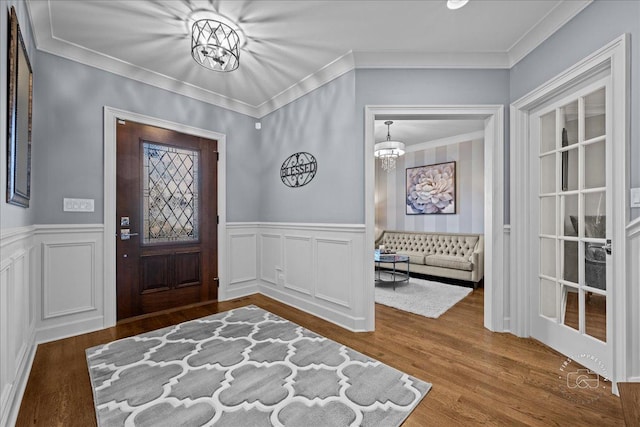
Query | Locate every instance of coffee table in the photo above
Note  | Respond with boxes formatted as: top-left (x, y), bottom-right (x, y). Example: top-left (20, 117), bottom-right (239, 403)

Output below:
top-left (375, 253), bottom-right (410, 290)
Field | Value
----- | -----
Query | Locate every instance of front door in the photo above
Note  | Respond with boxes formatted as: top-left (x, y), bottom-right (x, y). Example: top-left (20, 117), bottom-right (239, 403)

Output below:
top-left (530, 77), bottom-right (612, 379)
top-left (116, 120), bottom-right (218, 320)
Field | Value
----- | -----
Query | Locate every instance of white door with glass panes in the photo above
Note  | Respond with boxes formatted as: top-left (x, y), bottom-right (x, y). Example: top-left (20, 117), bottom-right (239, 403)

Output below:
top-left (530, 78), bottom-right (612, 380)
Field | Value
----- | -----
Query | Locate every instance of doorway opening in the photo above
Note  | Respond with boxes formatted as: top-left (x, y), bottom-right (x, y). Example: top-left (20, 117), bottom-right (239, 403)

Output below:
top-left (364, 106), bottom-right (505, 332)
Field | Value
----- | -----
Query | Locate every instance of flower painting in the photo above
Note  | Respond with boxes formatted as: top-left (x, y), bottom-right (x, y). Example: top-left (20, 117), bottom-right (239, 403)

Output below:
top-left (406, 162), bottom-right (456, 214)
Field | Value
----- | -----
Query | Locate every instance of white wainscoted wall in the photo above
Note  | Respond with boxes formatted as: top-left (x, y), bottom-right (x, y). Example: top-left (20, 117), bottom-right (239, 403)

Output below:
top-left (626, 218), bottom-right (640, 382)
top-left (225, 223), bottom-right (367, 330)
top-left (0, 224), bottom-right (104, 426)
top-left (0, 227), bottom-right (36, 427)
top-left (503, 225), bottom-right (511, 331)
top-left (375, 134), bottom-right (484, 236)
top-left (33, 225), bottom-right (105, 343)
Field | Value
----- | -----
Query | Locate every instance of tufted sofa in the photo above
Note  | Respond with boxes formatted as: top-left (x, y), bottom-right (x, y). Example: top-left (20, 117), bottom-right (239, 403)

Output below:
top-left (375, 230), bottom-right (484, 286)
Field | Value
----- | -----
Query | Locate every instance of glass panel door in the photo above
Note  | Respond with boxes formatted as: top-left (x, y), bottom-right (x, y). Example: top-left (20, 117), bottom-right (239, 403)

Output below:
top-left (532, 80), bottom-right (611, 379)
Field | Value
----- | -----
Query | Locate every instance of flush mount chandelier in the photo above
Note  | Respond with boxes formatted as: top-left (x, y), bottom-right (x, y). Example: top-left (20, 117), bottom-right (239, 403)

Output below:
top-left (375, 121), bottom-right (405, 173)
top-left (191, 18), bottom-right (240, 72)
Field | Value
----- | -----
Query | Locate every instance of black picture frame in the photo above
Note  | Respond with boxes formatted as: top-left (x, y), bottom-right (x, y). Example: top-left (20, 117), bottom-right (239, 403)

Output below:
top-left (406, 161), bottom-right (457, 215)
top-left (6, 6), bottom-right (33, 208)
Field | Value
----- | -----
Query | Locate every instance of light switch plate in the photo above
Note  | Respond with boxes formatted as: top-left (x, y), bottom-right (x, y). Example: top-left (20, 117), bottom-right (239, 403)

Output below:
top-left (631, 188), bottom-right (640, 208)
top-left (63, 198), bottom-right (95, 212)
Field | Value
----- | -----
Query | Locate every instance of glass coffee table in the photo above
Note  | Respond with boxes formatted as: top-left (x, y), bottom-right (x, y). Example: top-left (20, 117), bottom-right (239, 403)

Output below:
top-left (374, 252), bottom-right (410, 290)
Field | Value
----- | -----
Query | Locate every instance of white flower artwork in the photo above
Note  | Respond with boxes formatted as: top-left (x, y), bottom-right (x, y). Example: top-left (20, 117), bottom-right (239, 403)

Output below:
top-left (406, 161), bottom-right (456, 214)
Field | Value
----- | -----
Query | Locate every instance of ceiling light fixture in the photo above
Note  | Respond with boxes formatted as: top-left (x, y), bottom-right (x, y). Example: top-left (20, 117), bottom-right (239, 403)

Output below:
top-left (447, 0), bottom-right (469, 10)
top-left (375, 121), bottom-right (405, 173)
top-left (191, 18), bottom-right (240, 72)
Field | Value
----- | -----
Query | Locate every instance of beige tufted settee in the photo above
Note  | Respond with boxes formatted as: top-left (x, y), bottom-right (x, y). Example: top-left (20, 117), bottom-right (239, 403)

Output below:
top-left (375, 230), bottom-right (484, 286)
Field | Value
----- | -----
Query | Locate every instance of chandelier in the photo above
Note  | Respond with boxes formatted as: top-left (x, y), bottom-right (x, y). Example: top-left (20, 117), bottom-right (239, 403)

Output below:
top-left (375, 121), bottom-right (405, 172)
top-left (191, 18), bottom-right (240, 72)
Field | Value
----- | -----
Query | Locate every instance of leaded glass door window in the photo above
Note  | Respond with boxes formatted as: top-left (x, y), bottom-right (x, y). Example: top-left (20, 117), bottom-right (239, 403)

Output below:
top-left (142, 142), bottom-right (200, 244)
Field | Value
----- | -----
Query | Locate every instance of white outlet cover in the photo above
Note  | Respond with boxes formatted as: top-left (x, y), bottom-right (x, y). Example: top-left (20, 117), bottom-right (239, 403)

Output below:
top-left (64, 198), bottom-right (95, 212)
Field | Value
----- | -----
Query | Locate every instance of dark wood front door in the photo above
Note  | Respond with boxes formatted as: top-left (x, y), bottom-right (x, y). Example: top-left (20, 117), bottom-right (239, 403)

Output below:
top-left (116, 120), bottom-right (218, 320)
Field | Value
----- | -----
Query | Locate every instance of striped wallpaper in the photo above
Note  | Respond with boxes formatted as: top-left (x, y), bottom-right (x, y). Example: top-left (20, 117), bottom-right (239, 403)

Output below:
top-left (375, 138), bottom-right (484, 236)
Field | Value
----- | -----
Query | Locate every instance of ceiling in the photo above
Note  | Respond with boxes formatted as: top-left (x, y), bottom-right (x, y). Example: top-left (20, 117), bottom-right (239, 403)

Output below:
top-left (375, 119), bottom-right (484, 147)
top-left (27, 0), bottom-right (591, 118)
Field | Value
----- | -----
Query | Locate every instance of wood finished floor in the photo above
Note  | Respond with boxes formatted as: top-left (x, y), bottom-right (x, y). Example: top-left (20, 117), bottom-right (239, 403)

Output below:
top-left (17, 289), bottom-right (627, 426)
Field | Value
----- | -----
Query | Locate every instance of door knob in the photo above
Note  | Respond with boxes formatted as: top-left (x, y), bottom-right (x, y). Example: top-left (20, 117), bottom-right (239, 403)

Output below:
top-left (604, 239), bottom-right (612, 255)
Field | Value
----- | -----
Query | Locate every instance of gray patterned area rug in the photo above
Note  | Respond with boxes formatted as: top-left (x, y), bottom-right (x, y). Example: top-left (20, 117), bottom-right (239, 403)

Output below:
top-left (86, 305), bottom-right (431, 426)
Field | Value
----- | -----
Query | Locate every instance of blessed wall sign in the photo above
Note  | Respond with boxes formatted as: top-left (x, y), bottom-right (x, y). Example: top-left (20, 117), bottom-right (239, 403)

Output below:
top-left (280, 152), bottom-right (317, 188)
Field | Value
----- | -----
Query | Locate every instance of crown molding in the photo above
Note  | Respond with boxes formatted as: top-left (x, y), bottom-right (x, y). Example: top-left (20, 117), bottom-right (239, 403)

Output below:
top-left (256, 51), bottom-right (356, 118)
top-left (353, 51), bottom-right (510, 69)
top-left (26, 0), bottom-right (260, 118)
top-left (27, 0), bottom-right (592, 119)
top-left (507, 0), bottom-right (592, 67)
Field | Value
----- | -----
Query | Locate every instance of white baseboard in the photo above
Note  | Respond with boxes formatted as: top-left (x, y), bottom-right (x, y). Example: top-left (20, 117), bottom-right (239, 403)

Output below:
top-left (259, 283), bottom-right (367, 331)
top-left (4, 331), bottom-right (36, 427)
top-left (219, 282), bottom-right (259, 301)
top-left (35, 315), bottom-right (105, 345)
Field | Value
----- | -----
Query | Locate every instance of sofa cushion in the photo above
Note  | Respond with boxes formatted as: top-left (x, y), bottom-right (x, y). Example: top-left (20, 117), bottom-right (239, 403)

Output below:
top-left (395, 251), bottom-right (426, 265)
top-left (424, 254), bottom-right (473, 271)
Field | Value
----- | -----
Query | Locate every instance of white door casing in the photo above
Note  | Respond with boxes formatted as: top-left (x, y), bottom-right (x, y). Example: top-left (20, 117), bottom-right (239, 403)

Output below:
top-left (364, 105), bottom-right (505, 332)
top-left (103, 107), bottom-right (227, 327)
top-left (510, 34), bottom-right (628, 387)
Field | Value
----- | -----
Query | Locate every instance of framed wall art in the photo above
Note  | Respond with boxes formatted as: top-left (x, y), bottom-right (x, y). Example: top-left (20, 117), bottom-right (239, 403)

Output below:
top-left (6, 6), bottom-right (34, 208)
top-left (406, 161), bottom-right (456, 215)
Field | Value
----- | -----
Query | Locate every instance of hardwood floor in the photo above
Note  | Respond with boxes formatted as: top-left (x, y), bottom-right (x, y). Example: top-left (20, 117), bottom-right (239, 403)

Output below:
top-left (17, 289), bottom-right (626, 426)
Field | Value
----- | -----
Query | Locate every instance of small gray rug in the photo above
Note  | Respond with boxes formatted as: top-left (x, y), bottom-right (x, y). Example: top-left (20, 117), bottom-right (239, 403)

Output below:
top-left (86, 305), bottom-right (431, 426)
top-left (375, 277), bottom-right (472, 318)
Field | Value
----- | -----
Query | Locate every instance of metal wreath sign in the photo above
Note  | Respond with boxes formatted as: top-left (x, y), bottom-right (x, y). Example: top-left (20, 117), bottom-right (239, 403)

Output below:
top-left (280, 152), bottom-right (317, 188)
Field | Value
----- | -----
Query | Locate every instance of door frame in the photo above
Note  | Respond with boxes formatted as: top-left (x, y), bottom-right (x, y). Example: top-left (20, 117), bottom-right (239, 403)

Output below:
top-left (510, 34), bottom-right (628, 386)
top-left (364, 104), bottom-right (505, 332)
top-left (103, 107), bottom-right (227, 327)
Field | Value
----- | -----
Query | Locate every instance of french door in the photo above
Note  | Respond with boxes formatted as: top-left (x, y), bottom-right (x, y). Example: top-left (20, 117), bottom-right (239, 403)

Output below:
top-left (530, 77), bottom-right (612, 378)
top-left (116, 120), bottom-right (218, 320)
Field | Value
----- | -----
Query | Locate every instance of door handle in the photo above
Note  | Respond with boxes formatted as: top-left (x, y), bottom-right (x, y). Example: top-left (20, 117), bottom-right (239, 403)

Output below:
top-left (120, 229), bottom-right (140, 240)
top-left (604, 239), bottom-right (612, 255)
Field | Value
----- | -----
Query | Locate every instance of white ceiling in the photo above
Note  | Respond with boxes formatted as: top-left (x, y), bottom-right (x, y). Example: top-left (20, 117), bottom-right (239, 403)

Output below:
top-left (375, 119), bottom-right (485, 147)
top-left (27, 0), bottom-right (591, 118)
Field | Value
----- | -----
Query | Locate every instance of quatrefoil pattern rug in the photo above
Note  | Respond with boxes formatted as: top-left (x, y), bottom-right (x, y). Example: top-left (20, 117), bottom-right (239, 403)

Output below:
top-left (86, 305), bottom-right (430, 426)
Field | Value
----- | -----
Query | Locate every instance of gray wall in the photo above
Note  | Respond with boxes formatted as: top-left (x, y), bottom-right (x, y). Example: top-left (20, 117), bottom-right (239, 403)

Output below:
top-left (356, 68), bottom-right (510, 223)
top-left (375, 138), bottom-right (484, 235)
top-left (1, 0), bottom-right (37, 228)
top-left (510, 0), bottom-right (640, 220)
top-left (32, 51), bottom-right (260, 224)
top-left (258, 71), bottom-right (360, 223)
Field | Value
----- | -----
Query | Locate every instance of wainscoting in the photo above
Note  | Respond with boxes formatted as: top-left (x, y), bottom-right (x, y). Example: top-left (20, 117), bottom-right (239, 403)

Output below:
top-left (33, 225), bottom-right (105, 343)
top-left (627, 217), bottom-right (640, 381)
top-left (0, 226), bottom-right (35, 427)
top-left (225, 223), bottom-right (367, 330)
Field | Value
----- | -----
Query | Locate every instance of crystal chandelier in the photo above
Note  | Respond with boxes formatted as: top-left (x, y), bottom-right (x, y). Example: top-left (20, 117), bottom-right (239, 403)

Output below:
top-left (375, 121), bottom-right (405, 172)
top-left (191, 18), bottom-right (240, 72)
